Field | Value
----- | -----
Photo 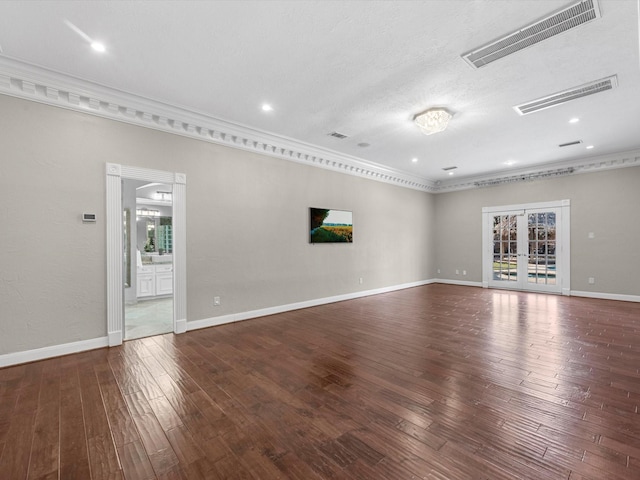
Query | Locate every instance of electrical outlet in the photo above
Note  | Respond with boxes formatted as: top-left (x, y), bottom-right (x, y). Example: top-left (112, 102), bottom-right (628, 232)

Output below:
top-left (455, 269), bottom-right (459, 275)
top-left (588, 277), bottom-right (595, 285)
top-left (359, 277), bottom-right (363, 285)
top-left (214, 296), bottom-right (221, 306)
top-left (437, 269), bottom-right (441, 274)
top-left (463, 270), bottom-right (467, 276)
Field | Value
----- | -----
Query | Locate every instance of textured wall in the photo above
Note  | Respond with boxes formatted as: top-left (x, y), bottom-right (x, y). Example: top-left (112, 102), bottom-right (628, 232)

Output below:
top-left (0, 95), bottom-right (435, 355)
top-left (3, 90), bottom-right (635, 359)
top-left (434, 167), bottom-right (640, 295)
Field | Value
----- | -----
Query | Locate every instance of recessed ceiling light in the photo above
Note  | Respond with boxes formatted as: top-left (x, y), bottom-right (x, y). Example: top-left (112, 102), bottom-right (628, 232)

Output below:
top-left (448, 171), bottom-right (455, 176)
top-left (504, 160), bottom-right (517, 166)
top-left (261, 104), bottom-right (273, 112)
top-left (412, 158), bottom-right (418, 163)
top-left (91, 41), bottom-right (106, 53)
top-left (569, 117), bottom-right (580, 123)
top-left (64, 20), bottom-right (106, 54)
top-left (586, 145), bottom-right (594, 149)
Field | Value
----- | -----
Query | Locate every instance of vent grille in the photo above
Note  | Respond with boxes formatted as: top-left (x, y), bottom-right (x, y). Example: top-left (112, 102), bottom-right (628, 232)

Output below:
top-left (514, 75), bottom-right (617, 115)
top-left (442, 166), bottom-right (458, 171)
top-left (328, 131), bottom-right (348, 139)
top-left (559, 140), bottom-right (583, 147)
top-left (474, 167), bottom-right (575, 187)
top-left (462, 0), bottom-right (601, 68)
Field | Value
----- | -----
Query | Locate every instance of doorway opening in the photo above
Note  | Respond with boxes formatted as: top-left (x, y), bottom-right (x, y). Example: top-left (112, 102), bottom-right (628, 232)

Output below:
top-left (123, 179), bottom-right (174, 340)
top-left (482, 200), bottom-right (570, 295)
top-left (106, 163), bottom-right (187, 347)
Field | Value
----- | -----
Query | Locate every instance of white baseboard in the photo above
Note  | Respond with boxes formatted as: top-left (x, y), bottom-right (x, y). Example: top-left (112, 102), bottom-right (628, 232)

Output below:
top-left (438, 283), bottom-right (638, 302)
top-left (187, 314), bottom-right (237, 331)
top-left (2, 283), bottom-right (637, 368)
top-left (571, 290), bottom-right (640, 303)
top-left (108, 330), bottom-right (122, 346)
top-left (187, 279), bottom-right (436, 332)
top-left (0, 336), bottom-right (109, 368)
top-left (433, 278), bottom-right (484, 288)
top-left (175, 318), bottom-right (188, 334)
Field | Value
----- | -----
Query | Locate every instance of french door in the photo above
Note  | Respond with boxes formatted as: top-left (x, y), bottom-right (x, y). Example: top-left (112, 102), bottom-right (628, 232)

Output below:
top-left (482, 201), bottom-right (570, 295)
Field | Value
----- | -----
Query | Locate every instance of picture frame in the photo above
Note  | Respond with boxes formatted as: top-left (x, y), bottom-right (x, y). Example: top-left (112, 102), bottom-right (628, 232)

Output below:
top-left (310, 208), bottom-right (353, 243)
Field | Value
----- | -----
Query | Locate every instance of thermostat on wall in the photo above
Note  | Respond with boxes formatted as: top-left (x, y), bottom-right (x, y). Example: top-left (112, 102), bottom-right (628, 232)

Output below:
top-left (82, 213), bottom-right (97, 223)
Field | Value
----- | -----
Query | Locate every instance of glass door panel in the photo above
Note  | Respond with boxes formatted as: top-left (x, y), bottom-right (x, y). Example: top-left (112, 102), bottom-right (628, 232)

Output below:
top-left (527, 212), bottom-right (557, 286)
top-left (487, 207), bottom-right (562, 294)
top-left (492, 214), bottom-right (518, 282)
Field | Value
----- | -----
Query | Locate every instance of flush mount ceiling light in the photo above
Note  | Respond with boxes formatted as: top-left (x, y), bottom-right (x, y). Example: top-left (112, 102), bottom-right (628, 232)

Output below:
top-left (413, 108), bottom-right (452, 135)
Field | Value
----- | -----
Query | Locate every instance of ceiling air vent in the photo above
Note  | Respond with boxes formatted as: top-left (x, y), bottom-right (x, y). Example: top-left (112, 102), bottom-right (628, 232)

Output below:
top-left (328, 131), bottom-right (348, 139)
top-left (442, 166), bottom-right (458, 171)
top-left (559, 140), bottom-right (583, 147)
top-left (514, 75), bottom-right (617, 115)
top-left (462, 0), bottom-right (601, 68)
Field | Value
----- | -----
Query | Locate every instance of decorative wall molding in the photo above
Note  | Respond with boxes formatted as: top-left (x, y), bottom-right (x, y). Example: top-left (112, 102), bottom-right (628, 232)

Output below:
top-left (105, 165), bottom-right (123, 346)
top-left (436, 150), bottom-right (640, 192)
top-left (0, 57), bottom-right (435, 192)
top-left (1, 56), bottom-right (639, 194)
top-left (172, 180), bottom-right (188, 334)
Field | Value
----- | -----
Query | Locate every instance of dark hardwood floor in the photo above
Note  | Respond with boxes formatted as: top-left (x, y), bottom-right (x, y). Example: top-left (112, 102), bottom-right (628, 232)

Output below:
top-left (1, 284), bottom-right (639, 479)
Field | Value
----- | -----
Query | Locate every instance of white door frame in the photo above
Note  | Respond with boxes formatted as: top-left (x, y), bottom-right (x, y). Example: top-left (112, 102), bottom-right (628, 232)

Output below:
top-left (482, 199), bottom-right (571, 296)
top-left (106, 163), bottom-right (187, 346)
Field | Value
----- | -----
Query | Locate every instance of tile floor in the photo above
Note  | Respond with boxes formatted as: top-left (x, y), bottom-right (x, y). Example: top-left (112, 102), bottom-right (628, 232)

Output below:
top-left (124, 297), bottom-right (173, 340)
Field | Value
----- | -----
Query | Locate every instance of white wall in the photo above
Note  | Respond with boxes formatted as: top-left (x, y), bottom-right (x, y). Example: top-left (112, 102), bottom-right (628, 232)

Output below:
top-left (434, 167), bottom-right (640, 296)
top-left (2, 91), bottom-right (636, 361)
top-left (0, 94), bottom-right (435, 356)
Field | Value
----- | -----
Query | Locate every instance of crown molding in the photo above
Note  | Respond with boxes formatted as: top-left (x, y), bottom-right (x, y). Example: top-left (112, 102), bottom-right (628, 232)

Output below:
top-left (0, 56), bottom-right (436, 192)
top-left (435, 149), bottom-right (640, 192)
top-left (1, 56), bottom-right (638, 195)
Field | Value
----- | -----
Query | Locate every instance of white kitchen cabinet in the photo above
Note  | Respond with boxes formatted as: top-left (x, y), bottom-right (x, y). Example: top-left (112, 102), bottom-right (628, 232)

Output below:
top-left (137, 264), bottom-right (172, 297)
top-left (137, 273), bottom-right (155, 298)
top-left (155, 264), bottom-right (173, 295)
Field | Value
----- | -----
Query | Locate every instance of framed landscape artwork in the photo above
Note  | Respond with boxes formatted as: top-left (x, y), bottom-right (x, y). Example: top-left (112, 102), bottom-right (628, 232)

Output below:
top-left (310, 208), bottom-right (353, 243)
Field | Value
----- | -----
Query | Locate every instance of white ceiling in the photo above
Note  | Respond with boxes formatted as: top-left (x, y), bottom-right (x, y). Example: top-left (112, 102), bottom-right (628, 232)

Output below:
top-left (1, 0), bottom-right (639, 185)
